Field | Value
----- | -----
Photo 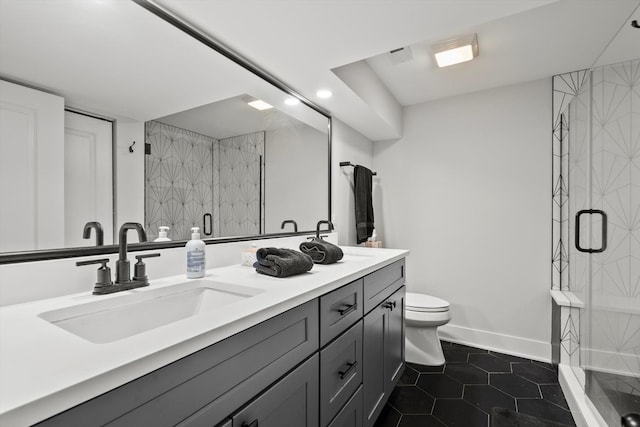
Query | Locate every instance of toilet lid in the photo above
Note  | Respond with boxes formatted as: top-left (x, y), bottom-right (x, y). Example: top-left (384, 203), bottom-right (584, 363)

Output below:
top-left (406, 292), bottom-right (450, 312)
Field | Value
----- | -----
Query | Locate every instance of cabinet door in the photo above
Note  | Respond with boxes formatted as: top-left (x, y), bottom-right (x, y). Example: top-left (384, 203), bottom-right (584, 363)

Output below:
top-left (363, 302), bottom-right (387, 427)
top-left (385, 287), bottom-right (405, 393)
top-left (232, 354), bottom-right (319, 427)
top-left (363, 286), bottom-right (406, 427)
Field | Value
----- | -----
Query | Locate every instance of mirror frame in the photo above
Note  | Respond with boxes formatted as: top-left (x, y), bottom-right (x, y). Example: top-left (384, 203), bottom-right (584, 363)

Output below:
top-left (0, 0), bottom-right (332, 265)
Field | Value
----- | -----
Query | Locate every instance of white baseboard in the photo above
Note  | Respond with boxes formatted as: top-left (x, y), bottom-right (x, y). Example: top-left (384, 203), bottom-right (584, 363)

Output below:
top-left (438, 323), bottom-right (552, 363)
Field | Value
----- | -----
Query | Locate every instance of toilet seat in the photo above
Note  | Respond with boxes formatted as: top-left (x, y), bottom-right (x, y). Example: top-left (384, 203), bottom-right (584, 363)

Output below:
top-left (406, 292), bottom-right (449, 313)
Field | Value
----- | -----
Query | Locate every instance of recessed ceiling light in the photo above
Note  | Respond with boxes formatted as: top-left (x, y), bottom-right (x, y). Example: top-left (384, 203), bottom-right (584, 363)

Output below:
top-left (316, 89), bottom-right (333, 99)
top-left (432, 33), bottom-right (478, 68)
top-left (285, 97), bottom-right (300, 106)
top-left (247, 99), bottom-right (273, 110)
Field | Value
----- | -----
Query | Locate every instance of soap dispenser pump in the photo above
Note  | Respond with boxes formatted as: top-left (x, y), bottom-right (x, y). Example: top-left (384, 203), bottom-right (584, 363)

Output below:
top-left (186, 226), bottom-right (206, 278)
top-left (154, 226), bottom-right (171, 242)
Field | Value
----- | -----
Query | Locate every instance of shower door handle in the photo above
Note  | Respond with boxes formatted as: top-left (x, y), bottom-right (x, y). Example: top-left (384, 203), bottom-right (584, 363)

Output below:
top-left (575, 209), bottom-right (607, 253)
top-left (203, 213), bottom-right (212, 236)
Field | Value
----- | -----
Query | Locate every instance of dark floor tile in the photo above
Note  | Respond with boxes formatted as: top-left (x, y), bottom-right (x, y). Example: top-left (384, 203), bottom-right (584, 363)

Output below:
top-left (397, 414), bottom-right (446, 427)
top-left (407, 362), bottom-right (445, 374)
top-left (433, 398), bottom-right (489, 426)
top-left (490, 351), bottom-right (531, 363)
top-left (445, 363), bottom-right (489, 385)
top-left (533, 360), bottom-right (558, 373)
top-left (463, 384), bottom-right (516, 414)
top-left (513, 362), bottom-right (559, 385)
top-left (443, 347), bottom-right (473, 363)
top-left (517, 398), bottom-right (576, 426)
top-left (490, 373), bottom-right (541, 398)
top-left (540, 384), bottom-right (569, 410)
top-left (491, 407), bottom-right (573, 427)
top-left (373, 404), bottom-right (401, 427)
top-left (417, 373), bottom-right (464, 398)
top-left (469, 353), bottom-right (512, 373)
top-left (449, 342), bottom-right (489, 353)
top-left (398, 365), bottom-right (420, 385)
top-left (388, 385), bottom-right (434, 414)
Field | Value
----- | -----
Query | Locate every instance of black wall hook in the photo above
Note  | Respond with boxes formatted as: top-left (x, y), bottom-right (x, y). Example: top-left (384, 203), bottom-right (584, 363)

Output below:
top-left (129, 141), bottom-right (136, 153)
top-left (632, 20), bottom-right (639, 28)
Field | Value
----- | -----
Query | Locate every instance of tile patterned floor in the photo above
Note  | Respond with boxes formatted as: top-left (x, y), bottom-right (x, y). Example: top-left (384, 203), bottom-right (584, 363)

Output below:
top-left (374, 341), bottom-right (576, 427)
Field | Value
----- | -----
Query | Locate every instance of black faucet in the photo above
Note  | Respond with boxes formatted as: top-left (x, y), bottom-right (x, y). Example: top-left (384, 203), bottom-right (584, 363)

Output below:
top-left (281, 220), bottom-right (298, 232)
top-left (82, 221), bottom-right (104, 246)
top-left (315, 220), bottom-right (334, 239)
top-left (76, 223), bottom-right (160, 295)
top-left (116, 222), bottom-right (147, 284)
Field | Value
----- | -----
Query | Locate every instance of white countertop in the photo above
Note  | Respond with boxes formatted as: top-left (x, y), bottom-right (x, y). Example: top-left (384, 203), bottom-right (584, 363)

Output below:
top-left (0, 246), bottom-right (408, 426)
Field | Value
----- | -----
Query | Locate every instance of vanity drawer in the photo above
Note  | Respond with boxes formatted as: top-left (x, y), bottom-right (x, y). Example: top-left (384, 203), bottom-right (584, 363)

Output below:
top-left (231, 354), bottom-right (319, 427)
top-left (363, 258), bottom-right (405, 314)
top-left (36, 300), bottom-right (319, 427)
top-left (327, 385), bottom-right (362, 427)
top-left (320, 320), bottom-right (363, 427)
top-left (319, 278), bottom-right (363, 347)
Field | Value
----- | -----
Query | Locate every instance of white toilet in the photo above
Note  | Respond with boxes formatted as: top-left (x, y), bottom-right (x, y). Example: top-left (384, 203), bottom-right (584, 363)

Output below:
top-left (405, 292), bottom-right (451, 366)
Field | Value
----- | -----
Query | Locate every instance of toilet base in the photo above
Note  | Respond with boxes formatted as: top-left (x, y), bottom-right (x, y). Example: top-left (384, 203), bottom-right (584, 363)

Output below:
top-left (405, 325), bottom-right (445, 366)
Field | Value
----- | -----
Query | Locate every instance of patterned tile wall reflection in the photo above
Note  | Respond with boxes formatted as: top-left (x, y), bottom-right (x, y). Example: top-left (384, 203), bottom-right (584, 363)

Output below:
top-left (145, 121), bottom-right (265, 241)
top-left (145, 121), bottom-right (215, 241)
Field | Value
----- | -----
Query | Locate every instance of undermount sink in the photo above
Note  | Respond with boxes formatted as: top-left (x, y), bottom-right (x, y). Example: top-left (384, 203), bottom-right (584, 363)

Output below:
top-left (39, 279), bottom-right (264, 344)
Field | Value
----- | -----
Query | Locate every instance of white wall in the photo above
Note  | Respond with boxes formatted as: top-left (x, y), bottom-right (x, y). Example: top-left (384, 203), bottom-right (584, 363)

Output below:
top-left (330, 119), bottom-right (375, 246)
top-left (265, 125), bottom-right (328, 233)
top-left (115, 119), bottom-right (145, 241)
top-left (374, 78), bottom-right (552, 361)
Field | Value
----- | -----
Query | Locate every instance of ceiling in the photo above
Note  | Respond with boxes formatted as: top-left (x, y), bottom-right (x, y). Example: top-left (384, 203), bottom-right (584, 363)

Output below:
top-left (160, 0), bottom-right (640, 141)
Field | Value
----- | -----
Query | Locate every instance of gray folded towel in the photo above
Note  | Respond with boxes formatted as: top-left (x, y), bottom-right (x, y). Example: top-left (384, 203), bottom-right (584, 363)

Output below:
top-left (299, 239), bottom-right (344, 264)
top-left (254, 247), bottom-right (313, 277)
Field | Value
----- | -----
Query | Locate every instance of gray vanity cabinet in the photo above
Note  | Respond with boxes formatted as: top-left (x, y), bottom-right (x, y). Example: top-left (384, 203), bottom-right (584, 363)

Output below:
top-left (231, 354), bottom-right (319, 427)
top-left (363, 286), bottom-right (405, 427)
top-left (35, 300), bottom-right (319, 427)
top-left (33, 257), bottom-right (406, 427)
top-left (320, 320), bottom-right (363, 426)
top-left (327, 386), bottom-right (363, 427)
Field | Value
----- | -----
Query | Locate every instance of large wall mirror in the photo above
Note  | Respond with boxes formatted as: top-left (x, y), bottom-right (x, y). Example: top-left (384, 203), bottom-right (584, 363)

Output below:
top-left (0, 0), bottom-right (330, 260)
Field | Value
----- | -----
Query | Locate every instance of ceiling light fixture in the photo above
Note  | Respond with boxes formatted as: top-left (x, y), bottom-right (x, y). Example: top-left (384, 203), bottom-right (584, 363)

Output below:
top-left (432, 33), bottom-right (479, 68)
top-left (316, 89), bottom-right (333, 99)
top-left (284, 97), bottom-right (300, 106)
top-left (247, 99), bottom-right (273, 110)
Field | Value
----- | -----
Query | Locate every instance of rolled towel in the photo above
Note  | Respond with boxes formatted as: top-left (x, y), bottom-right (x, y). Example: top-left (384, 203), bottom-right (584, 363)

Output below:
top-left (299, 239), bottom-right (344, 264)
top-left (253, 247), bottom-right (313, 277)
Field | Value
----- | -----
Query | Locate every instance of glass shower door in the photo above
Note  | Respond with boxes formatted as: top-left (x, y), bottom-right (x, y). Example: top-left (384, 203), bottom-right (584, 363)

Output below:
top-left (576, 59), bottom-right (640, 426)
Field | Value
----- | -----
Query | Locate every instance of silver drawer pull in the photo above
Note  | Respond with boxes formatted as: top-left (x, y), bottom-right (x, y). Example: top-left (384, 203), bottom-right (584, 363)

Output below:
top-left (242, 420), bottom-right (258, 427)
top-left (338, 303), bottom-right (357, 316)
top-left (338, 361), bottom-right (358, 380)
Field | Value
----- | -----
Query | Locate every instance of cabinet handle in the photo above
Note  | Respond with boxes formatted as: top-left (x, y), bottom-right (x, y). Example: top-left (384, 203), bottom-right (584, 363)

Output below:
top-left (242, 420), bottom-right (258, 427)
top-left (338, 361), bottom-right (358, 380)
top-left (338, 303), bottom-right (357, 316)
top-left (383, 301), bottom-right (396, 310)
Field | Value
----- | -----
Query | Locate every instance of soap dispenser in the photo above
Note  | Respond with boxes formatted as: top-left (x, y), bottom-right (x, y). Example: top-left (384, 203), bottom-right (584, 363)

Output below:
top-left (154, 226), bottom-right (171, 242)
top-left (186, 227), bottom-right (206, 278)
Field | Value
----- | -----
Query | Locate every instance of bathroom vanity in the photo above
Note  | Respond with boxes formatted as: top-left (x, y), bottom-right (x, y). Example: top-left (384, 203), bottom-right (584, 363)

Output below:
top-left (0, 247), bottom-right (408, 427)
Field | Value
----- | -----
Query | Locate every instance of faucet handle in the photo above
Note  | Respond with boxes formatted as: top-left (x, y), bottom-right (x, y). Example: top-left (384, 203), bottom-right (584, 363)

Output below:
top-left (133, 253), bottom-right (161, 284)
top-left (76, 258), bottom-right (113, 294)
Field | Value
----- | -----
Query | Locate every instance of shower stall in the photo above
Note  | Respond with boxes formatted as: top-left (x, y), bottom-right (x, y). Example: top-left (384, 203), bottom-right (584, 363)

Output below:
top-left (552, 56), bottom-right (640, 425)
